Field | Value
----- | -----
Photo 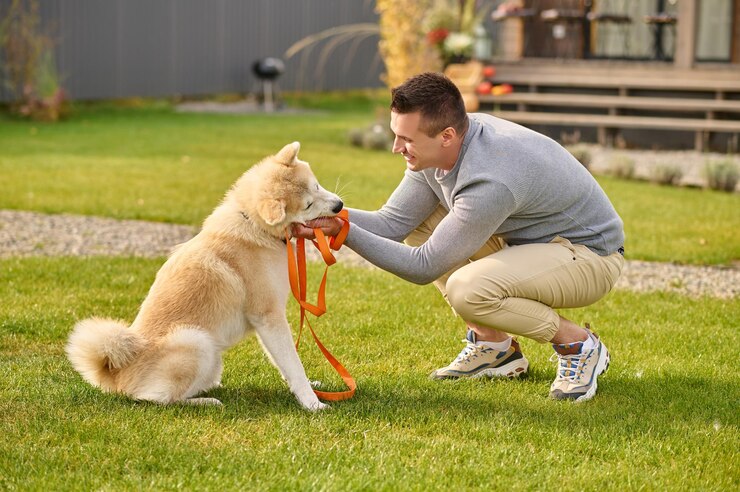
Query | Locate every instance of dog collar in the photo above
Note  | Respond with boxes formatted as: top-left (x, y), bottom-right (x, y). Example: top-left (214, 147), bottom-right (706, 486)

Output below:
top-left (240, 211), bottom-right (286, 244)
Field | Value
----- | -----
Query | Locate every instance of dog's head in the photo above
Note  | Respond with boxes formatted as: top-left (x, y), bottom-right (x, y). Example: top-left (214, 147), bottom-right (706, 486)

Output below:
top-left (233, 142), bottom-right (343, 236)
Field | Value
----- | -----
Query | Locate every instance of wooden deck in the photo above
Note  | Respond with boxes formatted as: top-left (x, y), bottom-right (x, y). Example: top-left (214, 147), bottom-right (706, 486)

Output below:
top-left (479, 93), bottom-right (740, 113)
top-left (479, 60), bottom-right (740, 151)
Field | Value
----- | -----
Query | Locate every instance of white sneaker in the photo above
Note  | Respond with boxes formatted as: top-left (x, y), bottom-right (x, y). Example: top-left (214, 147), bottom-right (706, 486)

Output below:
top-left (430, 330), bottom-right (529, 380)
top-left (549, 326), bottom-right (610, 402)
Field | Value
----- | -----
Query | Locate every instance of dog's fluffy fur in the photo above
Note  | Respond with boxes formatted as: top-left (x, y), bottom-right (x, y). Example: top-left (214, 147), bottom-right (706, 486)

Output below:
top-left (66, 142), bottom-right (343, 411)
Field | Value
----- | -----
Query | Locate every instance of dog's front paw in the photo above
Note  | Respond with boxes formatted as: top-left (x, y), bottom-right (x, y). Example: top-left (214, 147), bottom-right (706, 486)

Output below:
top-left (304, 400), bottom-right (330, 412)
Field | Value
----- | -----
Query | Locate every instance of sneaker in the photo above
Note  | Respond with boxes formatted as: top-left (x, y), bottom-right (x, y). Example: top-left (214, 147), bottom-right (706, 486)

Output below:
top-left (429, 330), bottom-right (529, 380)
top-left (549, 326), bottom-right (610, 402)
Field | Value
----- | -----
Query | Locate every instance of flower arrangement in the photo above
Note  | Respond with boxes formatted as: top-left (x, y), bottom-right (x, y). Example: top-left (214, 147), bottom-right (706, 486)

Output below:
top-left (423, 0), bottom-right (493, 65)
top-left (443, 32), bottom-right (474, 60)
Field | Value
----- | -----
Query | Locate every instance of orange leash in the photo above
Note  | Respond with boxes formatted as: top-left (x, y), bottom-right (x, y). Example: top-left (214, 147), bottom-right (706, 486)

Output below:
top-left (285, 209), bottom-right (355, 401)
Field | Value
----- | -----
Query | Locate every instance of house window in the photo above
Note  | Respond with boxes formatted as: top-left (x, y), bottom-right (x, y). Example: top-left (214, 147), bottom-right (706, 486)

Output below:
top-left (587, 0), bottom-right (678, 60)
top-left (695, 0), bottom-right (733, 62)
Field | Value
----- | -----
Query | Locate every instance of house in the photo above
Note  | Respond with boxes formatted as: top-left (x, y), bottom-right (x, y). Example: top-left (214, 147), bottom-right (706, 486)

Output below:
top-left (482, 0), bottom-right (740, 151)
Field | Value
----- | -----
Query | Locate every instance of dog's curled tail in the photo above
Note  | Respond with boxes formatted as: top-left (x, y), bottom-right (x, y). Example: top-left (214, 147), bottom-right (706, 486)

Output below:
top-left (66, 317), bottom-right (145, 391)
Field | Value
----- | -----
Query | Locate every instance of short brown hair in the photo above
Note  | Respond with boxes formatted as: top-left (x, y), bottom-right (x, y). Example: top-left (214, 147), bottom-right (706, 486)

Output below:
top-left (390, 72), bottom-right (468, 137)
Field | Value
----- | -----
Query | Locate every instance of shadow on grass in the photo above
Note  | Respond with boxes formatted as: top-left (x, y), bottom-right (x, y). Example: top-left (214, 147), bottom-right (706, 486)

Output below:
top-left (63, 381), bottom-right (308, 419)
top-left (343, 372), bottom-right (739, 429)
top-left (72, 368), bottom-right (736, 431)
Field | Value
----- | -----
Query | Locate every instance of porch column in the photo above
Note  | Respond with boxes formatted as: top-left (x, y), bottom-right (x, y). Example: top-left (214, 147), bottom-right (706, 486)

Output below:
top-left (733, 0), bottom-right (740, 63)
top-left (675, 0), bottom-right (697, 68)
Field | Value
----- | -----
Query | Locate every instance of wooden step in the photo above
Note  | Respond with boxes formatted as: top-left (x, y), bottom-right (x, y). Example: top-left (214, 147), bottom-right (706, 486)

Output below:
top-left (489, 111), bottom-right (740, 132)
top-left (479, 93), bottom-right (740, 113)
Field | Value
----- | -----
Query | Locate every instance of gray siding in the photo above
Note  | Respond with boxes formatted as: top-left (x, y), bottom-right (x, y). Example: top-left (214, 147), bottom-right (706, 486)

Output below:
top-left (1, 0), bottom-right (384, 101)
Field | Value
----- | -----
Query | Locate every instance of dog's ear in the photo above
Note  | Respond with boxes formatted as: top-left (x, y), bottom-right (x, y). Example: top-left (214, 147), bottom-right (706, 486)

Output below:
top-left (275, 141), bottom-right (300, 166)
top-left (257, 198), bottom-right (286, 226)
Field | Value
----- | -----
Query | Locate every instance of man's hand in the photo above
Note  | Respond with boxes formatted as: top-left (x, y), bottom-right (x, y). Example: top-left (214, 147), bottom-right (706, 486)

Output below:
top-left (290, 216), bottom-right (344, 240)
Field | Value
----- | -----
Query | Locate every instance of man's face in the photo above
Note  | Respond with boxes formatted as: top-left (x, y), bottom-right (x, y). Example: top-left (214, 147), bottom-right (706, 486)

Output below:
top-left (390, 111), bottom-right (445, 172)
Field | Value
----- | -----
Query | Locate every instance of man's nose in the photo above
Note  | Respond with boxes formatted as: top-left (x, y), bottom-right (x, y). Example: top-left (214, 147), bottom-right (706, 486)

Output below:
top-left (391, 137), bottom-right (404, 153)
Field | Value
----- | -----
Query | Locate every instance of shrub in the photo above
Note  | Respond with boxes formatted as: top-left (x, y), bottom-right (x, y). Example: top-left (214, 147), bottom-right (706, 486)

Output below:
top-left (361, 124), bottom-right (393, 151)
top-left (347, 127), bottom-right (365, 147)
top-left (348, 123), bottom-right (393, 151)
top-left (0, 0), bottom-right (67, 121)
top-left (649, 162), bottom-right (684, 186)
top-left (567, 145), bottom-right (591, 171)
top-left (704, 159), bottom-right (739, 192)
top-left (608, 154), bottom-right (636, 179)
top-left (376, 0), bottom-right (441, 88)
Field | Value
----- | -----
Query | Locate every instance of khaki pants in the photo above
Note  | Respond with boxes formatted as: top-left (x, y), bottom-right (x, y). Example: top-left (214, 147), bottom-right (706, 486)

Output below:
top-left (405, 205), bottom-right (624, 343)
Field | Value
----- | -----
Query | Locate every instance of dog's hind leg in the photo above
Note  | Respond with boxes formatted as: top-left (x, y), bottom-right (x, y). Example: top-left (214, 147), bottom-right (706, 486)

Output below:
top-left (208, 357), bottom-right (224, 389)
top-left (129, 327), bottom-right (223, 405)
top-left (252, 314), bottom-right (327, 412)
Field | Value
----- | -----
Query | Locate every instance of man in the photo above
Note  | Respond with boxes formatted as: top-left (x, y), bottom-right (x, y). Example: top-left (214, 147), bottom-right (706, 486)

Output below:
top-left (293, 72), bottom-right (625, 402)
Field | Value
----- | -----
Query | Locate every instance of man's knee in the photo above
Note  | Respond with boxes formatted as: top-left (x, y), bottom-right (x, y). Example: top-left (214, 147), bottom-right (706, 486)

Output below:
top-left (446, 269), bottom-right (504, 320)
top-left (447, 269), bottom-right (561, 344)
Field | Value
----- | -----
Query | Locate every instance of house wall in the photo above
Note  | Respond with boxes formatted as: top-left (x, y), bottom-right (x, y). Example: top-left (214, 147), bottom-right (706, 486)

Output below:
top-left (0, 0), bottom-right (385, 102)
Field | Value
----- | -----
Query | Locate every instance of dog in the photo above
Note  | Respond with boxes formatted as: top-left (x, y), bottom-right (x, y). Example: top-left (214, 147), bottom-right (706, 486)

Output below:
top-left (66, 142), bottom-right (343, 411)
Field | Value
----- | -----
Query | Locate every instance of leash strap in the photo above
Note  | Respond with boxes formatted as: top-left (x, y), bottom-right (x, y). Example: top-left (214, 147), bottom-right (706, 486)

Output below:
top-left (286, 210), bottom-right (355, 401)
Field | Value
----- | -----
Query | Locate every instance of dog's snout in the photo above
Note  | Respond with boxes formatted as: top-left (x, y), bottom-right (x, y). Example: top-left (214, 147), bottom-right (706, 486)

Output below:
top-left (332, 200), bottom-right (344, 214)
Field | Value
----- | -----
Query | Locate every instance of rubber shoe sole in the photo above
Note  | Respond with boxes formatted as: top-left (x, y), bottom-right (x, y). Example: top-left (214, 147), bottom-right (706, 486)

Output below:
top-left (430, 356), bottom-right (529, 380)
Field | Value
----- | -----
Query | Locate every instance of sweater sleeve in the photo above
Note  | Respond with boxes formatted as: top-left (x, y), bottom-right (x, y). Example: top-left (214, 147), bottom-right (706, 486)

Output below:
top-left (346, 170), bottom-right (440, 242)
top-left (345, 180), bottom-right (517, 285)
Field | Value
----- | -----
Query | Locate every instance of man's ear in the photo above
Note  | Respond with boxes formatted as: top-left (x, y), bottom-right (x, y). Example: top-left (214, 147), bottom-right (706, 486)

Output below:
top-left (257, 198), bottom-right (286, 225)
top-left (440, 127), bottom-right (456, 147)
top-left (275, 141), bottom-right (300, 165)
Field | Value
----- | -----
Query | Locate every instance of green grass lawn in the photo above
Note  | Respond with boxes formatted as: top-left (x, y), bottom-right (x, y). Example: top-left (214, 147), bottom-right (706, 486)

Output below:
top-left (1, 257), bottom-right (738, 490)
top-left (1, 100), bottom-right (739, 265)
top-left (1, 98), bottom-right (738, 490)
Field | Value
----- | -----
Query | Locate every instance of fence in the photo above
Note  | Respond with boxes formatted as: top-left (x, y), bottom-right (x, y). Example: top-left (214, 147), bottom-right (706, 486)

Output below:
top-left (0, 0), bottom-right (385, 102)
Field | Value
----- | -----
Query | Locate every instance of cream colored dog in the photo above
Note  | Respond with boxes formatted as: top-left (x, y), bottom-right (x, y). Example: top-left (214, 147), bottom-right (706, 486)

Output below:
top-left (66, 142), bottom-right (343, 411)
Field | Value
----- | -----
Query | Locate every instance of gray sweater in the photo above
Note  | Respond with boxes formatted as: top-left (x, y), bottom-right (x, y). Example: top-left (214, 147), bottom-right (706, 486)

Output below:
top-left (344, 113), bottom-right (625, 285)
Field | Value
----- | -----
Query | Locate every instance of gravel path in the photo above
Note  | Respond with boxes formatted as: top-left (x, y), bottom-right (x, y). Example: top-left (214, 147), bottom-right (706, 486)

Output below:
top-left (1, 209), bottom-right (737, 299)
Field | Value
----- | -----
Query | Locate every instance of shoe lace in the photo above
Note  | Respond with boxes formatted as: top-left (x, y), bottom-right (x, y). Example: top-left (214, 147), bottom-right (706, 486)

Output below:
top-left (454, 341), bottom-right (488, 363)
top-left (550, 352), bottom-right (589, 383)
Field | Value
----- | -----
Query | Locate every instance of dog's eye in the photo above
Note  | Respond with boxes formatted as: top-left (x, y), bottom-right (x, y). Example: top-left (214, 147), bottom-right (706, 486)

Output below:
top-left (304, 202), bottom-right (313, 210)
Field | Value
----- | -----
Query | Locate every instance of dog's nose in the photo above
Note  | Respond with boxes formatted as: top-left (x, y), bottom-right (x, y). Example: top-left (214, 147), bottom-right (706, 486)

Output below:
top-left (332, 200), bottom-right (344, 214)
